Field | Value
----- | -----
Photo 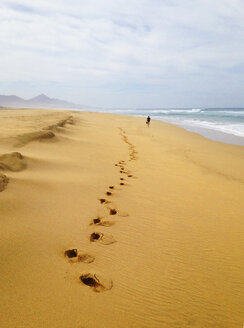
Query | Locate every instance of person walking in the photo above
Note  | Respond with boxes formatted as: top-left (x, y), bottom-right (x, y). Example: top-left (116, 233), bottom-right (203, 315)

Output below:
top-left (146, 116), bottom-right (151, 126)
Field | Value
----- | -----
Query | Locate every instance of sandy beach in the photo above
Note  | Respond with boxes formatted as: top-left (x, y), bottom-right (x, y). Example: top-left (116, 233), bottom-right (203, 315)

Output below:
top-left (0, 108), bottom-right (244, 328)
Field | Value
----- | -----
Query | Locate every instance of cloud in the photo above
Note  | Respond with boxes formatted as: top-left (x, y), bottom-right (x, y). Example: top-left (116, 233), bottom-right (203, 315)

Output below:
top-left (0, 0), bottom-right (244, 106)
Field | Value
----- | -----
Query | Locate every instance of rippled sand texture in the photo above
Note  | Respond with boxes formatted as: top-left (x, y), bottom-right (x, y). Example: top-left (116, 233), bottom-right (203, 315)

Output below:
top-left (0, 108), bottom-right (244, 328)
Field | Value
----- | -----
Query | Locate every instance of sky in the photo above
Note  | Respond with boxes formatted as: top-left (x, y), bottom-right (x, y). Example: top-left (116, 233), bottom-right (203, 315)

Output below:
top-left (0, 0), bottom-right (244, 108)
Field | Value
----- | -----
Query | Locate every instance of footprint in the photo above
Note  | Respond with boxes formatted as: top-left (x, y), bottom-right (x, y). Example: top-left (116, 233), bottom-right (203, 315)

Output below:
top-left (90, 232), bottom-right (102, 242)
top-left (93, 218), bottom-right (101, 224)
top-left (109, 209), bottom-right (117, 215)
top-left (64, 249), bottom-right (95, 263)
top-left (91, 217), bottom-right (115, 227)
top-left (99, 198), bottom-right (111, 205)
top-left (90, 232), bottom-right (116, 245)
top-left (120, 183), bottom-right (124, 186)
top-left (79, 273), bottom-right (113, 292)
top-left (120, 178), bottom-right (124, 181)
top-left (77, 254), bottom-right (95, 263)
top-left (106, 191), bottom-right (112, 196)
top-left (128, 175), bottom-right (133, 178)
top-left (65, 249), bottom-right (77, 258)
top-left (109, 186), bottom-right (114, 189)
top-left (117, 210), bottom-right (129, 217)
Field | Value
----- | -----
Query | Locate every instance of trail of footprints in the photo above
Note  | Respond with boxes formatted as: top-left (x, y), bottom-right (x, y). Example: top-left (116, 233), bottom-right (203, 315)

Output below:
top-left (65, 128), bottom-right (138, 292)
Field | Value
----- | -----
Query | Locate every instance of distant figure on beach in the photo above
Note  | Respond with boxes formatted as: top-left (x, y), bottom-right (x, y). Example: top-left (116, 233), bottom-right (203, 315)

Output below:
top-left (146, 116), bottom-right (151, 127)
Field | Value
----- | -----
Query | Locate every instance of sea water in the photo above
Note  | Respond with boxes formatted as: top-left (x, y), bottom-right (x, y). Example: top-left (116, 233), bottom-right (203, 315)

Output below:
top-left (98, 108), bottom-right (244, 146)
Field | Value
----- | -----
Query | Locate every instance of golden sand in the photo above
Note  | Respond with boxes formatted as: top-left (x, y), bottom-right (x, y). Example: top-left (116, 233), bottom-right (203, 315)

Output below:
top-left (0, 108), bottom-right (244, 328)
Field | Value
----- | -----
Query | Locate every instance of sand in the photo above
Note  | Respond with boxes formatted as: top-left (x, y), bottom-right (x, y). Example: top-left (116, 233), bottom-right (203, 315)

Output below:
top-left (0, 108), bottom-right (244, 328)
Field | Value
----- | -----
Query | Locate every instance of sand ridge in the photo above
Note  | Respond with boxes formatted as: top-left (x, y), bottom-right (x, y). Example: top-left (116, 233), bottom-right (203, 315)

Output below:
top-left (0, 152), bottom-right (27, 171)
top-left (0, 151), bottom-right (26, 191)
top-left (0, 113), bottom-right (74, 193)
top-left (0, 173), bottom-right (9, 191)
top-left (14, 116), bottom-right (74, 146)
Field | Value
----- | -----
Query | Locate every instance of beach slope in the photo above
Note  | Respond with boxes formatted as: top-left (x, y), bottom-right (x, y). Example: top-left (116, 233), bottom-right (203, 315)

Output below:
top-left (0, 109), bottom-right (244, 328)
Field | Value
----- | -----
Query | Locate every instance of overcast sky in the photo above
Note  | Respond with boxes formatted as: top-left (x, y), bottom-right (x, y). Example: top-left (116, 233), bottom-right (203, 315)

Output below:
top-left (0, 0), bottom-right (244, 108)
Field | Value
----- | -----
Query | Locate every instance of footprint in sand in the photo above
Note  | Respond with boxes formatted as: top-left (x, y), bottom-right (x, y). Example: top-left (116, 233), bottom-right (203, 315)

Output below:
top-left (106, 191), bottom-right (112, 196)
top-left (109, 208), bottom-right (117, 215)
top-left (99, 198), bottom-right (111, 205)
top-left (90, 232), bottom-right (116, 245)
top-left (90, 217), bottom-right (115, 227)
top-left (118, 211), bottom-right (129, 217)
top-left (106, 206), bottom-right (129, 217)
top-left (90, 232), bottom-right (102, 241)
top-left (64, 249), bottom-right (95, 263)
top-left (79, 273), bottom-right (113, 292)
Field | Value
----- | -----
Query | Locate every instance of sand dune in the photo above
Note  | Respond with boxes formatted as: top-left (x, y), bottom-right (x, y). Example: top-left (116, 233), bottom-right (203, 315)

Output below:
top-left (0, 108), bottom-right (244, 328)
top-left (15, 130), bottom-right (55, 146)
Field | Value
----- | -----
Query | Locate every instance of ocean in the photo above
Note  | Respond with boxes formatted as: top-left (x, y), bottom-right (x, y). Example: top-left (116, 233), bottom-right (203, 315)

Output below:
top-left (96, 107), bottom-right (244, 146)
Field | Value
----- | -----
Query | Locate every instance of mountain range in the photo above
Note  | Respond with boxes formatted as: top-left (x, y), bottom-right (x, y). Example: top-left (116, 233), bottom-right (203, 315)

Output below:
top-left (0, 94), bottom-right (89, 109)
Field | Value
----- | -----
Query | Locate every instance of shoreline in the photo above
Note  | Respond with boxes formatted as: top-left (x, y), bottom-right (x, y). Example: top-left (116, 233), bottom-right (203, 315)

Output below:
top-left (75, 109), bottom-right (244, 147)
top-left (131, 115), bottom-right (244, 147)
top-left (161, 119), bottom-right (244, 146)
top-left (0, 108), bottom-right (244, 328)
top-left (181, 124), bottom-right (244, 146)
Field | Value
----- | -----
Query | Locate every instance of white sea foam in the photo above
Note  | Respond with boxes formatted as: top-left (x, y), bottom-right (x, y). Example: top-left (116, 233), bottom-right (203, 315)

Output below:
top-left (99, 108), bottom-right (204, 115)
top-left (146, 109), bottom-right (202, 114)
top-left (185, 121), bottom-right (244, 138)
top-left (203, 110), bottom-right (244, 117)
top-left (156, 117), bottom-right (244, 138)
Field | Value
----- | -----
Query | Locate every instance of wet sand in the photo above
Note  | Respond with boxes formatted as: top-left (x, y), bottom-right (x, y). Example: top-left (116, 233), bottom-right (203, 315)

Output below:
top-left (0, 108), bottom-right (244, 328)
top-left (181, 124), bottom-right (244, 146)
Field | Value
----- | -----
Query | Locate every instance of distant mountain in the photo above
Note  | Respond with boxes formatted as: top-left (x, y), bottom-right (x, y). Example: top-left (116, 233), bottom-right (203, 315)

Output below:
top-left (0, 95), bottom-right (26, 107)
top-left (0, 94), bottom-right (90, 109)
top-left (29, 94), bottom-right (54, 104)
